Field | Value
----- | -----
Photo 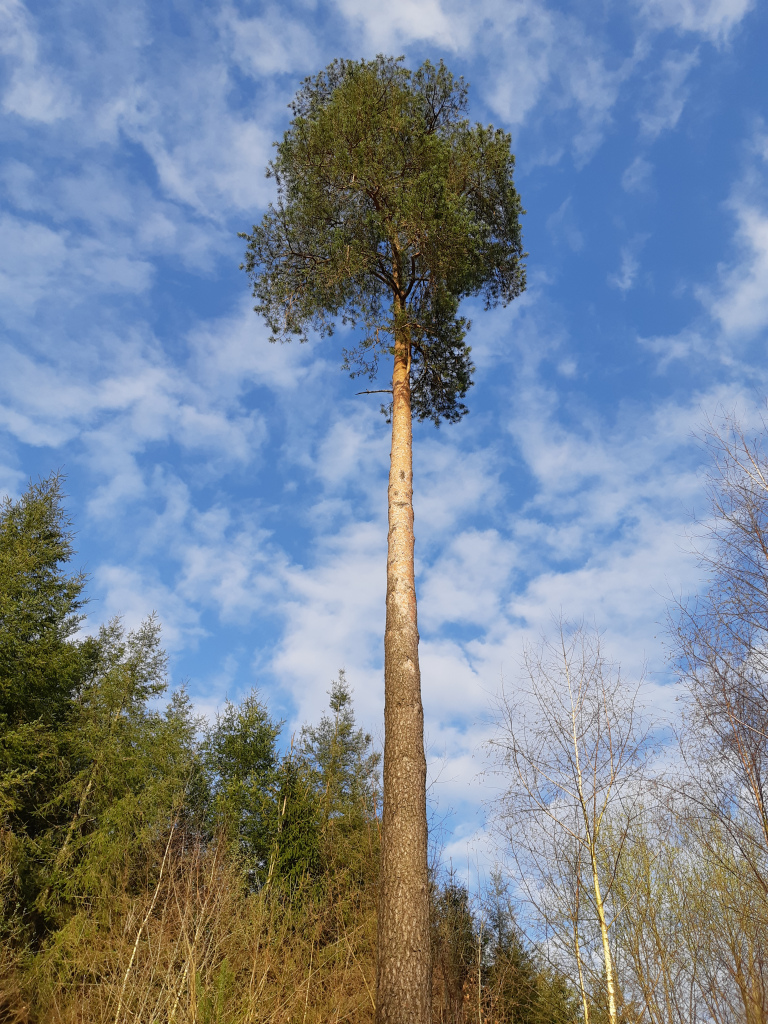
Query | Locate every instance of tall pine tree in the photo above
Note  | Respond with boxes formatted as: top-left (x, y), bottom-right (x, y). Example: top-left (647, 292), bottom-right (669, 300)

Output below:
top-left (241, 56), bottom-right (526, 1023)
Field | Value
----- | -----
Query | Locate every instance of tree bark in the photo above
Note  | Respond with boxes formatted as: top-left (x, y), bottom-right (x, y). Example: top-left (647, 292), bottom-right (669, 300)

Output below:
top-left (592, 850), bottom-right (619, 1024)
top-left (573, 872), bottom-right (591, 1024)
top-left (375, 309), bottom-right (431, 1024)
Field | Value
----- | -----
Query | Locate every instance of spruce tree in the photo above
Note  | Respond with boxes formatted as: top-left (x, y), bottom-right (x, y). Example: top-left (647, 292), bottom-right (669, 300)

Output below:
top-left (300, 670), bottom-right (380, 825)
top-left (0, 474), bottom-right (91, 732)
top-left (301, 671), bottom-right (381, 884)
top-left (0, 475), bottom-right (95, 936)
top-left (203, 690), bottom-right (282, 884)
top-left (0, 478), bottom-right (200, 939)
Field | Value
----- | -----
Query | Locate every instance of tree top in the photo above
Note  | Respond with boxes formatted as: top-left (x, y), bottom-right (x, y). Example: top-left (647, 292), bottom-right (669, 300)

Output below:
top-left (241, 55), bottom-right (526, 425)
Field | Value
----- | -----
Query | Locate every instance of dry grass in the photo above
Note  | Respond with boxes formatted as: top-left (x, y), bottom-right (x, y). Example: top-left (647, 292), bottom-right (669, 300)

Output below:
top-left (6, 836), bottom-right (377, 1024)
top-left (1, 830), bottom-right (566, 1023)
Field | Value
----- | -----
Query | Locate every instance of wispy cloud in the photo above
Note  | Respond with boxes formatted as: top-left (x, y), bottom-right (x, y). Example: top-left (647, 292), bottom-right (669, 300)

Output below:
top-left (1, 0), bottom-right (764, 866)
top-left (333, 0), bottom-right (461, 50)
top-left (0, 0), bottom-right (74, 122)
top-left (635, 0), bottom-right (755, 43)
top-left (220, 3), bottom-right (321, 77)
top-left (608, 234), bottom-right (649, 292)
top-left (547, 197), bottom-right (585, 252)
top-left (639, 49), bottom-right (700, 138)
top-left (704, 198), bottom-right (768, 338)
top-left (640, 132), bottom-right (768, 364)
top-left (622, 155), bottom-right (654, 192)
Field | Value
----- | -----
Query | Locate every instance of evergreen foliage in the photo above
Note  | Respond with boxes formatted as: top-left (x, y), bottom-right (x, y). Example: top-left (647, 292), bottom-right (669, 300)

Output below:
top-left (241, 55), bottom-right (528, 1024)
top-left (269, 751), bottom-right (323, 889)
top-left (240, 55), bottom-right (526, 425)
top-left (0, 473), bottom-right (91, 730)
top-left (203, 690), bottom-right (282, 882)
top-left (301, 670), bottom-right (382, 885)
top-left (47, 617), bottom-right (201, 911)
top-left (483, 875), bottom-right (580, 1023)
top-left (0, 477), bottom-right (589, 1022)
top-left (432, 874), bottom-right (477, 1018)
top-left (301, 672), bottom-right (380, 826)
top-left (1, 475), bottom-right (96, 940)
top-left (0, 478), bottom-right (201, 943)
top-left (431, 872), bottom-right (579, 1024)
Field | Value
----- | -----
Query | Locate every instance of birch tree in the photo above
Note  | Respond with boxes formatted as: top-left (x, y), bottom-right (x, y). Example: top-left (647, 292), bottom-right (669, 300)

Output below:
top-left (674, 412), bottom-right (768, 894)
top-left (489, 624), bottom-right (653, 1024)
top-left (241, 56), bottom-right (526, 1024)
top-left (610, 804), bottom-right (768, 1024)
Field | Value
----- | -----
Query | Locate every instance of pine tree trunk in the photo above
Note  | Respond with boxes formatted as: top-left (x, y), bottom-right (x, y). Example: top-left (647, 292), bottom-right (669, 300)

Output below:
top-left (375, 315), bottom-right (431, 1024)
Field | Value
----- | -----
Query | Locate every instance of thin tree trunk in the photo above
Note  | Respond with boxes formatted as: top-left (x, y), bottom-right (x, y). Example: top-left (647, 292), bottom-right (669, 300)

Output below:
top-left (565, 654), bottom-right (617, 1024)
top-left (592, 853), bottom-right (618, 1024)
top-left (375, 304), bottom-right (431, 1024)
top-left (574, 871), bottom-right (591, 1024)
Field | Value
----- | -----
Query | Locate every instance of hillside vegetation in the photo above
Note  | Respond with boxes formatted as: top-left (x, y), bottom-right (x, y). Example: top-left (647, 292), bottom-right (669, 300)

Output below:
top-left (2, 413), bottom-right (768, 1024)
top-left (0, 476), bottom-right (573, 1023)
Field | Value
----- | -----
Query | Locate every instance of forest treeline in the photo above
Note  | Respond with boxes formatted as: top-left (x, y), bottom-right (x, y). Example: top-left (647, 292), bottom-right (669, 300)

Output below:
top-left (2, 411), bottom-right (768, 1024)
top-left (0, 475), bottom-right (573, 1023)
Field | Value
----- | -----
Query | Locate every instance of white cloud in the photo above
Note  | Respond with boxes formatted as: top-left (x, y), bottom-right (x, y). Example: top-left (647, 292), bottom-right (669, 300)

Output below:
top-left (480, 2), bottom-right (634, 164)
top-left (609, 250), bottom-right (639, 292)
top-left (88, 467), bottom-right (286, 659)
top-left (220, 4), bottom-right (321, 77)
top-left (419, 530), bottom-right (517, 631)
top-left (0, 458), bottom-right (25, 499)
top-left (636, 0), bottom-right (754, 43)
top-left (175, 509), bottom-right (278, 624)
top-left (638, 327), bottom-right (710, 370)
top-left (414, 441), bottom-right (502, 540)
top-left (0, 1), bottom-right (284, 221)
top-left (0, 0), bottom-right (73, 122)
top-left (0, 213), bottom-right (154, 321)
top-left (187, 300), bottom-right (326, 396)
top-left (547, 198), bottom-right (585, 252)
top-left (480, 2), bottom-right (559, 126)
top-left (332, 0), bottom-right (460, 50)
top-left (0, 312), bottom-right (272, 527)
top-left (639, 49), bottom-right (699, 138)
top-left (638, 136), bottom-right (768, 365)
top-left (92, 563), bottom-right (205, 651)
top-left (80, 392), bottom-right (266, 520)
top-left (270, 520), bottom-right (387, 728)
top-left (0, 159), bottom-right (225, 271)
top-left (566, 49), bottom-right (633, 165)
top-left (622, 155), bottom-right (654, 192)
top-left (464, 284), bottom-right (560, 379)
top-left (287, 412), bottom-right (390, 535)
top-left (703, 198), bottom-right (768, 338)
top-left (118, 85), bottom-right (276, 216)
top-left (491, 389), bottom-right (768, 694)
top-left (608, 235), bottom-right (649, 292)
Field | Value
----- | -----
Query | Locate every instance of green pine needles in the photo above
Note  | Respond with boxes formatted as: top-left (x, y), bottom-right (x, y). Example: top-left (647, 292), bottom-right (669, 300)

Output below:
top-left (240, 55), bottom-right (526, 425)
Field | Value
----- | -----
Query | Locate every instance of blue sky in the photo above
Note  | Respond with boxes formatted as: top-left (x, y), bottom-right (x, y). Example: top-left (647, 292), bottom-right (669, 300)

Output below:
top-left (2, 0), bottom-right (767, 865)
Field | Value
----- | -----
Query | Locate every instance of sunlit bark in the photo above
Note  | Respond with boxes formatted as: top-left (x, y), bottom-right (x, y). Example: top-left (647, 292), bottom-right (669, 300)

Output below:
top-left (376, 293), bottom-right (430, 1024)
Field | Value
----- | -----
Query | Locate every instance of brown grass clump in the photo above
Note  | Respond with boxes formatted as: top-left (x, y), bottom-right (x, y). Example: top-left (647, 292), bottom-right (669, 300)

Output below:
top-left (0, 963), bottom-right (37, 1024)
top-left (22, 834), bottom-right (377, 1024)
